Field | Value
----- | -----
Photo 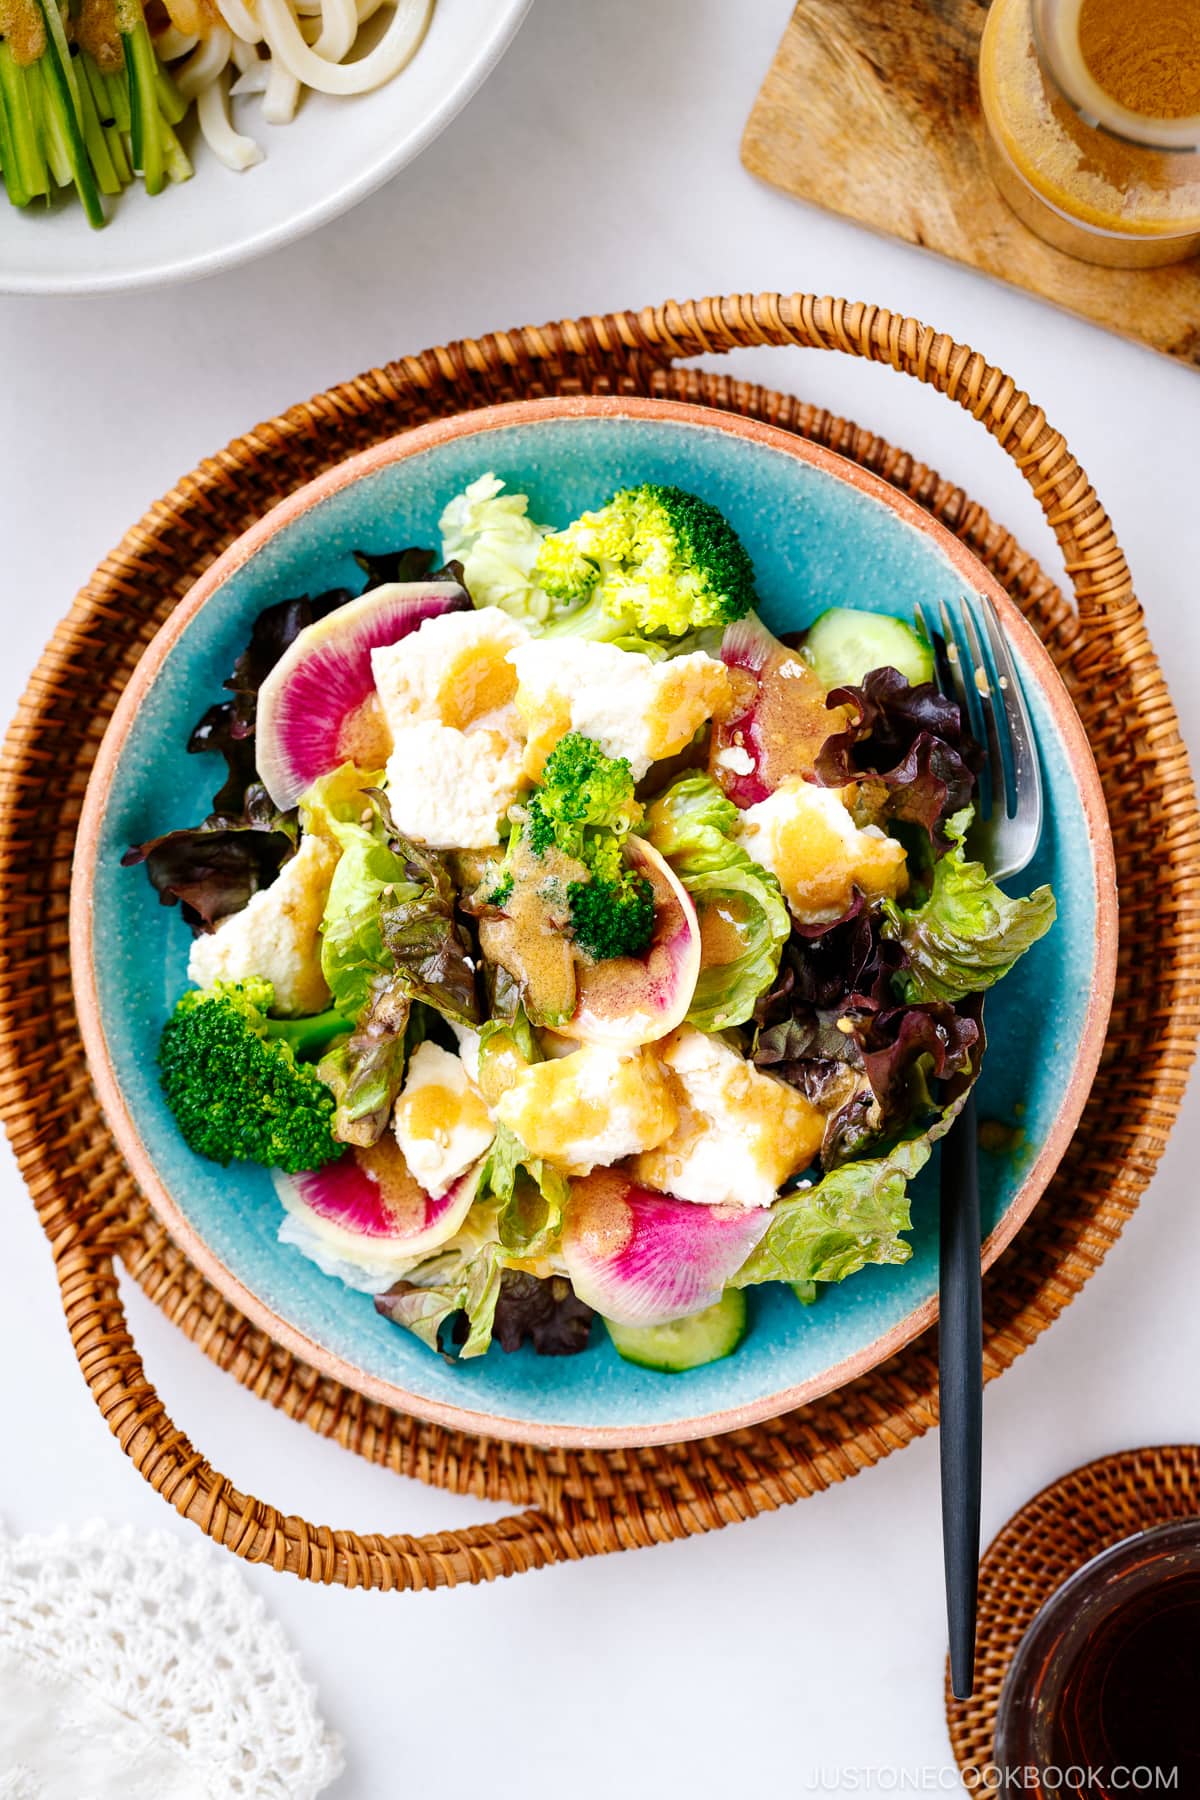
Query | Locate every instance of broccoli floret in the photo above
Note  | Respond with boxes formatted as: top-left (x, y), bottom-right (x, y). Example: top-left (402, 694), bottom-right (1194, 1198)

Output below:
top-left (501, 734), bottom-right (655, 961)
top-left (526, 731), bottom-right (644, 858)
top-left (487, 870), bottom-right (515, 908)
top-left (158, 977), bottom-right (351, 1172)
top-left (566, 866), bottom-right (655, 961)
top-left (534, 484), bottom-right (756, 642)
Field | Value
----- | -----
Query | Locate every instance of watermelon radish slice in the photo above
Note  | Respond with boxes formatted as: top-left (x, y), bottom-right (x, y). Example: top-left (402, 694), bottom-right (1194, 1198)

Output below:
top-left (569, 838), bottom-right (701, 1048)
top-left (709, 613), bottom-right (785, 808)
top-left (273, 1134), bottom-right (481, 1289)
top-left (711, 614), bottom-right (845, 809)
top-left (561, 1170), bottom-right (771, 1326)
top-left (256, 580), bottom-right (467, 809)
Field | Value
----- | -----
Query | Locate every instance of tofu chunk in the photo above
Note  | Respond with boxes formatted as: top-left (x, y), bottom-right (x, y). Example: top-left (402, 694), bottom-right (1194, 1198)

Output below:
top-left (393, 1041), bottom-right (494, 1199)
top-left (494, 1043), bottom-right (679, 1176)
top-left (737, 778), bottom-right (907, 925)
top-left (509, 638), bottom-right (732, 780)
top-left (187, 833), bottom-right (338, 1017)
top-left (631, 1026), bottom-right (823, 1209)
top-left (384, 721), bottom-right (525, 848)
top-left (371, 607), bottom-right (530, 739)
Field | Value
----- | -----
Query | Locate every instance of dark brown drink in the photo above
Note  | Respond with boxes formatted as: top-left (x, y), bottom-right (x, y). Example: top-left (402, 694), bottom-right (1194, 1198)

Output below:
top-left (994, 1519), bottom-right (1200, 1798)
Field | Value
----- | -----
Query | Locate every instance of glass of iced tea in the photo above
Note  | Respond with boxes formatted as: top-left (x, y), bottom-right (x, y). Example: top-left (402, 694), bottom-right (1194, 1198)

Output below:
top-left (979, 0), bottom-right (1200, 265)
top-left (993, 1518), bottom-right (1200, 1797)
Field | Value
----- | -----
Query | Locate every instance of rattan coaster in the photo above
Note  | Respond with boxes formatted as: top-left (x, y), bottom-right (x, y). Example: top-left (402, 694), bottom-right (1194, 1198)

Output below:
top-left (1, 295), bottom-right (1197, 1593)
top-left (946, 1446), bottom-right (1200, 1778)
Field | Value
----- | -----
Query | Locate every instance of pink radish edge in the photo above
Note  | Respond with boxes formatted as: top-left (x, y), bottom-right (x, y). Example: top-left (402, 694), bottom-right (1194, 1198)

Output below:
top-left (561, 1171), bottom-right (771, 1326)
top-left (273, 1149), bottom-right (480, 1267)
top-left (710, 612), bottom-right (785, 808)
top-left (256, 580), bottom-right (467, 809)
top-left (568, 837), bottom-right (701, 1048)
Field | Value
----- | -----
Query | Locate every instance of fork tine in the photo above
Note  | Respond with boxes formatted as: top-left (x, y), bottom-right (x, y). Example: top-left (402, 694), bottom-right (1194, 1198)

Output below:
top-left (917, 598), bottom-right (969, 728)
top-left (976, 594), bottom-right (1043, 836)
top-left (956, 597), bottom-right (1011, 818)
top-left (937, 598), bottom-right (994, 823)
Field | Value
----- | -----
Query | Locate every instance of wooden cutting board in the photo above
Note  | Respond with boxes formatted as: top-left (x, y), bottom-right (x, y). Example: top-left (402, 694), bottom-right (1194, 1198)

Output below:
top-left (741, 0), bottom-right (1200, 369)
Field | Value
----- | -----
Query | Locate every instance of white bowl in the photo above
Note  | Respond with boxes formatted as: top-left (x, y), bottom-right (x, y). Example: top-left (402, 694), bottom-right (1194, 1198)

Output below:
top-left (0, 0), bottom-right (530, 295)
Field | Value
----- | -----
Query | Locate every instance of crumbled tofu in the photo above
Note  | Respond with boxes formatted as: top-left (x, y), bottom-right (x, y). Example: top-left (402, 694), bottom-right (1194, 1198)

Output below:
top-left (509, 638), bottom-right (733, 780)
top-left (371, 608), bottom-right (530, 740)
top-left (631, 1026), bottom-right (823, 1209)
top-left (494, 1043), bottom-right (679, 1176)
top-left (738, 777), bottom-right (907, 925)
top-left (393, 1040), bottom-right (494, 1199)
top-left (384, 720), bottom-right (525, 848)
top-left (187, 833), bottom-right (338, 1016)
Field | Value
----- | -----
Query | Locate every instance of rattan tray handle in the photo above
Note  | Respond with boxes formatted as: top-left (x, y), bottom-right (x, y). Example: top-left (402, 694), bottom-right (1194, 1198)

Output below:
top-left (36, 296), bottom-right (1139, 1590)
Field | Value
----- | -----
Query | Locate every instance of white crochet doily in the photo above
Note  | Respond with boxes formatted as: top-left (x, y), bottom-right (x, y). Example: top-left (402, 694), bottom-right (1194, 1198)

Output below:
top-left (0, 1520), bottom-right (343, 1800)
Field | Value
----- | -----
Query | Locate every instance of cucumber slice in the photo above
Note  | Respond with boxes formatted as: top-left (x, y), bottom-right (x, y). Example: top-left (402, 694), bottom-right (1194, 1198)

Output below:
top-left (804, 607), bottom-right (934, 691)
top-left (604, 1289), bottom-right (748, 1373)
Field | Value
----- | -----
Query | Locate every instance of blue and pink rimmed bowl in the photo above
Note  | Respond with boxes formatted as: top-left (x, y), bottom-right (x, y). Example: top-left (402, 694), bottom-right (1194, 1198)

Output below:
top-left (70, 395), bottom-right (1117, 1449)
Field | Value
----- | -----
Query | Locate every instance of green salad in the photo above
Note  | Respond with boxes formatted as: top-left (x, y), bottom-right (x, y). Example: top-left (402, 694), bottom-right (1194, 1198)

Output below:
top-left (126, 475), bottom-right (1055, 1373)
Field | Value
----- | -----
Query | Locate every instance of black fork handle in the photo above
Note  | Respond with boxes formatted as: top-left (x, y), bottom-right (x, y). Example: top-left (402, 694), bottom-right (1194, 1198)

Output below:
top-left (939, 1090), bottom-right (982, 1700)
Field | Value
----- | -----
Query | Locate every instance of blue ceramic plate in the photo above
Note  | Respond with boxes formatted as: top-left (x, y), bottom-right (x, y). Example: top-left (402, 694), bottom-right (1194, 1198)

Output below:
top-left (72, 398), bottom-right (1117, 1448)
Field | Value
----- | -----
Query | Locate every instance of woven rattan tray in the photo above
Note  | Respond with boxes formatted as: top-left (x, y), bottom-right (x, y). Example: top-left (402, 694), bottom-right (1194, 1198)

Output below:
top-left (2, 294), bottom-right (1197, 1595)
top-left (947, 1446), bottom-right (1200, 1777)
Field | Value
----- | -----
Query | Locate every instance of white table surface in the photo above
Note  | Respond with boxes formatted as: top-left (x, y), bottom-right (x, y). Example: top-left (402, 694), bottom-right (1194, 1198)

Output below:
top-left (3, 2), bottom-right (1199, 1792)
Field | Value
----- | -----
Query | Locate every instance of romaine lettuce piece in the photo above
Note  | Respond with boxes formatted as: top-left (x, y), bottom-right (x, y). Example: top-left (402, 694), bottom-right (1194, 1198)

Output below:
top-left (644, 773), bottom-right (790, 1030)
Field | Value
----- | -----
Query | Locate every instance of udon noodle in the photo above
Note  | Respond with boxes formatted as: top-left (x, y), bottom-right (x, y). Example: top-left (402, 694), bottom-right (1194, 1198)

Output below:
top-left (158, 0), bottom-right (432, 169)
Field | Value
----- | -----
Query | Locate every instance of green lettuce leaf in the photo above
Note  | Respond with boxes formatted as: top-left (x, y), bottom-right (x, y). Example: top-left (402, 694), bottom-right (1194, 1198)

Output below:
top-left (481, 1122), bottom-right (570, 1255)
top-left (374, 1203), bottom-right (509, 1359)
top-left (733, 1080), bottom-right (971, 1289)
top-left (304, 770), bottom-right (479, 1146)
top-left (317, 1002), bottom-right (427, 1149)
top-left (438, 473), bottom-right (553, 624)
top-left (375, 833), bottom-right (479, 1026)
top-left (307, 772), bottom-right (480, 1026)
top-left (304, 768), bottom-right (411, 1015)
top-left (377, 1247), bottom-right (506, 1358)
top-left (474, 1010), bottom-right (569, 1255)
top-left (884, 808), bottom-right (1056, 1005)
top-left (377, 1251), bottom-right (593, 1359)
top-left (644, 773), bottom-right (790, 1030)
top-left (477, 1007), bottom-right (540, 1068)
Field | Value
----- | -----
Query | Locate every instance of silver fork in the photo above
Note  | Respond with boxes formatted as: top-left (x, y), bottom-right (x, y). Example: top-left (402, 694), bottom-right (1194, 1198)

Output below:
top-left (916, 594), bottom-right (1044, 884)
top-left (914, 592), bottom-right (1045, 1701)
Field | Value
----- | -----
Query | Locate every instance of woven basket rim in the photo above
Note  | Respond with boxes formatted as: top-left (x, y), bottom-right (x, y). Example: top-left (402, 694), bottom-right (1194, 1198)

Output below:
top-left (0, 293), bottom-right (1193, 1594)
top-left (68, 389), bottom-right (1119, 1449)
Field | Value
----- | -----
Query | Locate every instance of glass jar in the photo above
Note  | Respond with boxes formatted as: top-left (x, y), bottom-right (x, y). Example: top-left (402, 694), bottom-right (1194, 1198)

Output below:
top-left (979, 0), bottom-right (1200, 266)
top-left (993, 1517), bottom-right (1200, 1795)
